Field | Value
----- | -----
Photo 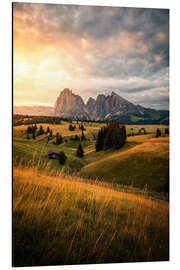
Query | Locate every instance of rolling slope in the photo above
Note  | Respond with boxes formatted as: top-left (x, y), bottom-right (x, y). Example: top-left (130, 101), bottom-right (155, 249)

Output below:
top-left (81, 136), bottom-right (169, 191)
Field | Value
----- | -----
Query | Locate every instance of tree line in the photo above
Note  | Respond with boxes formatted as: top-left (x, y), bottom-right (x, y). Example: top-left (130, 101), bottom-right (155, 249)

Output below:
top-left (13, 114), bottom-right (114, 126)
top-left (13, 115), bottom-right (63, 126)
top-left (69, 123), bottom-right (85, 131)
top-left (26, 125), bottom-right (53, 140)
top-left (156, 127), bottom-right (169, 137)
top-left (69, 131), bottom-right (86, 141)
top-left (96, 121), bottom-right (126, 151)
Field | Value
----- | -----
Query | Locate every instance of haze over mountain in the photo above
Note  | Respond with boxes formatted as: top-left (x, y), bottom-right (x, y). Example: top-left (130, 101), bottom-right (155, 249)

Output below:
top-left (14, 88), bottom-right (169, 124)
top-left (14, 106), bottom-right (54, 116)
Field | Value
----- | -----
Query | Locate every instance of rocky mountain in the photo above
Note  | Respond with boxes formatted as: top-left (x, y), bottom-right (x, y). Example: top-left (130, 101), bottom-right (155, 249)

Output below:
top-left (14, 88), bottom-right (169, 124)
top-left (54, 89), bottom-right (169, 124)
top-left (54, 88), bottom-right (89, 120)
top-left (87, 91), bottom-right (148, 120)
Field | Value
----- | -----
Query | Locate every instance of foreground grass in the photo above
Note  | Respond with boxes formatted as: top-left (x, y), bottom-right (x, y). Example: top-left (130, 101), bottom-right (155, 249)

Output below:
top-left (13, 166), bottom-right (169, 267)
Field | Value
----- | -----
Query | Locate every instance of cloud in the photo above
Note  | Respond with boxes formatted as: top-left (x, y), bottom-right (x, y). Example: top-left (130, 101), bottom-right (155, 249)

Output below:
top-left (13, 3), bottom-right (169, 110)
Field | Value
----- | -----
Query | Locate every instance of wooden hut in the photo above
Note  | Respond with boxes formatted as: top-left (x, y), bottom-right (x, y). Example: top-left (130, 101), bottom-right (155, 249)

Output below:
top-left (48, 150), bottom-right (60, 159)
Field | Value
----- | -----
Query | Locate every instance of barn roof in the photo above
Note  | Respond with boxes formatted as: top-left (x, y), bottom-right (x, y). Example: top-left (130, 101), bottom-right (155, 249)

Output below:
top-left (48, 150), bottom-right (60, 155)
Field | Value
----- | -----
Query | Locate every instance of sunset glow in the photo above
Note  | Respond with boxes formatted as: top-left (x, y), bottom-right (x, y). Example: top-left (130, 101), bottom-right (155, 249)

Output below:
top-left (13, 3), bottom-right (169, 109)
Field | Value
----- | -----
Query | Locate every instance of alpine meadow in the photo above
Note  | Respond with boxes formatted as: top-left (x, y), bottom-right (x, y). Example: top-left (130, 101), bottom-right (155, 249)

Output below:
top-left (13, 3), bottom-right (169, 267)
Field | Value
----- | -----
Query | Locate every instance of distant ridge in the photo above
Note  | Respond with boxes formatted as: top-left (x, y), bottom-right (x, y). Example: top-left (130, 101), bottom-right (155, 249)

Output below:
top-left (14, 88), bottom-right (169, 124)
top-left (13, 106), bottom-right (54, 116)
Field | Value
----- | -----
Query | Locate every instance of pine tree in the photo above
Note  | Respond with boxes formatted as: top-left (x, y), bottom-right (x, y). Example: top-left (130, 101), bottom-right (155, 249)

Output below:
top-left (96, 129), bottom-right (103, 151)
top-left (75, 134), bottom-right (80, 141)
top-left (165, 128), bottom-right (169, 135)
top-left (130, 128), bottom-right (134, 136)
top-left (81, 124), bottom-right (85, 131)
top-left (39, 125), bottom-right (44, 135)
top-left (69, 124), bottom-right (75, 131)
top-left (50, 129), bottom-right (53, 137)
top-left (122, 125), bottom-right (127, 143)
top-left (32, 128), bottom-right (36, 139)
top-left (59, 151), bottom-right (67, 165)
top-left (95, 121), bottom-right (126, 151)
top-left (104, 129), bottom-right (112, 149)
top-left (76, 144), bottom-right (84, 158)
top-left (46, 126), bottom-right (50, 133)
top-left (81, 131), bottom-right (86, 141)
top-left (56, 132), bottom-right (60, 145)
top-left (59, 135), bottom-right (63, 144)
top-left (156, 128), bottom-right (161, 137)
top-left (112, 126), bottom-right (121, 149)
top-left (27, 126), bottom-right (32, 134)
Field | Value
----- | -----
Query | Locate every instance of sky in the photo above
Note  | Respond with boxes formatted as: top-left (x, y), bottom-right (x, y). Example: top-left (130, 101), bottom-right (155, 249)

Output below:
top-left (13, 3), bottom-right (169, 110)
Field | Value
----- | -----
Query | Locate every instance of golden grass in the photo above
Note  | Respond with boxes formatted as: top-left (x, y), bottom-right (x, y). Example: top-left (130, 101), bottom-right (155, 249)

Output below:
top-left (14, 166), bottom-right (166, 205)
top-left (13, 122), bottom-right (105, 139)
top-left (14, 123), bottom-right (169, 140)
top-left (13, 165), bottom-right (169, 266)
top-left (126, 124), bottom-right (169, 135)
top-left (83, 137), bottom-right (169, 170)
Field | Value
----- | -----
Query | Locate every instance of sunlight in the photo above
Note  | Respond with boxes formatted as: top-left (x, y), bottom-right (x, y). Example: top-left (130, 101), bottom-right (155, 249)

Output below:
top-left (14, 56), bottom-right (30, 75)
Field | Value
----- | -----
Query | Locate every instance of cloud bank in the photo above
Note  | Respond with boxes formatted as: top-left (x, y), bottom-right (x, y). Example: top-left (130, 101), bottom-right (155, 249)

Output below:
top-left (13, 3), bottom-right (169, 110)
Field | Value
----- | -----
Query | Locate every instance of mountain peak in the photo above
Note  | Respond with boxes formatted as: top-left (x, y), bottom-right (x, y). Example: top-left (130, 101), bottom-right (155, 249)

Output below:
top-left (111, 91), bottom-right (117, 96)
top-left (96, 94), bottom-right (106, 101)
top-left (86, 97), bottom-right (96, 106)
top-left (54, 88), bottom-right (151, 120)
top-left (54, 88), bottom-right (89, 120)
top-left (87, 97), bottom-right (95, 102)
top-left (111, 91), bottom-right (126, 100)
top-left (14, 87), bottom-right (169, 124)
top-left (60, 88), bottom-right (72, 95)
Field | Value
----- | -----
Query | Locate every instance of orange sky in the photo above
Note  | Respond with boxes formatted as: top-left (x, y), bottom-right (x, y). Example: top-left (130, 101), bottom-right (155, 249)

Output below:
top-left (13, 3), bottom-right (169, 109)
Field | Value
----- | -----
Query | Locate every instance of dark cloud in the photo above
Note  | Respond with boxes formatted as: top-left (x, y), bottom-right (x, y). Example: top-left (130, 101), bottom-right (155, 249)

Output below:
top-left (124, 83), bottom-right (168, 94)
top-left (137, 96), bottom-right (169, 110)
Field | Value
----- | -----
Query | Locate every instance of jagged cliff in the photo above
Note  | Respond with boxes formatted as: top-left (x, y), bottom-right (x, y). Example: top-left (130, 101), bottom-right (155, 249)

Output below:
top-left (54, 88), bottom-right (89, 120)
top-left (54, 89), bottom-right (156, 121)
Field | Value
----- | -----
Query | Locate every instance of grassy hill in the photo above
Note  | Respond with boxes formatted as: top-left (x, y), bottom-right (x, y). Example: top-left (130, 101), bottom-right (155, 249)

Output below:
top-left (13, 122), bottom-right (169, 192)
top-left (81, 136), bottom-right (169, 192)
top-left (13, 166), bottom-right (169, 266)
top-left (13, 120), bottom-right (169, 266)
